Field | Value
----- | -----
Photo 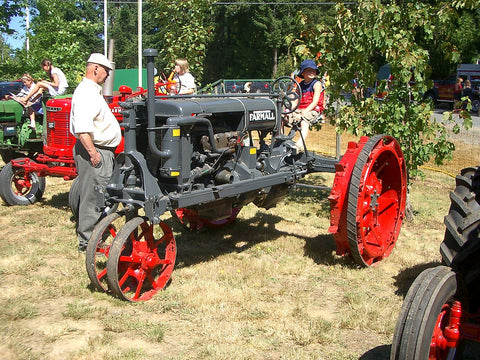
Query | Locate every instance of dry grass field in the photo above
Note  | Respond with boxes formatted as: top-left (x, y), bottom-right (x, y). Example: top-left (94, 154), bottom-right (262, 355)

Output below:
top-left (0, 121), bottom-right (479, 360)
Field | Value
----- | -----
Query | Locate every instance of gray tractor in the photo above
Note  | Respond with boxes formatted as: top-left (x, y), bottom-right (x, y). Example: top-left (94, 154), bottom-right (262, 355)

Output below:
top-left (84, 49), bottom-right (408, 302)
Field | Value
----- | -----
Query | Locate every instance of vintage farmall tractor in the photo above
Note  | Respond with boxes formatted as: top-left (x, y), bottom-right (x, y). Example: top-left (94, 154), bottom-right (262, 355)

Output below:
top-left (83, 49), bottom-right (408, 302)
top-left (0, 73), bottom-right (181, 207)
top-left (391, 166), bottom-right (480, 360)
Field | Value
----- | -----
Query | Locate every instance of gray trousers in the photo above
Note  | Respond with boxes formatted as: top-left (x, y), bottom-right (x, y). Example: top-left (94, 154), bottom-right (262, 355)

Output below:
top-left (73, 142), bottom-right (115, 246)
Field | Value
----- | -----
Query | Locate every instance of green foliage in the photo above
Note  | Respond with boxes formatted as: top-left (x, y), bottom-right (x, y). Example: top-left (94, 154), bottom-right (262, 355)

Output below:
top-left (201, 1), bottom-right (332, 83)
top-left (25, 0), bottom-right (103, 87)
top-left (423, 5), bottom-right (480, 78)
top-left (109, 3), bottom-right (138, 69)
top-left (1, 0), bottom-right (103, 88)
top-left (0, 0), bottom-right (24, 34)
top-left (294, 0), bottom-right (473, 180)
top-left (142, 0), bottom-right (215, 86)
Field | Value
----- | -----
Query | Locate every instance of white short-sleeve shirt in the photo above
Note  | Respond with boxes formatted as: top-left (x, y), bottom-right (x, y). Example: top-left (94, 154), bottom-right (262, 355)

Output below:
top-left (48, 66), bottom-right (69, 96)
top-left (177, 72), bottom-right (196, 93)
top-left (69, 77), bottom-right (121, 148)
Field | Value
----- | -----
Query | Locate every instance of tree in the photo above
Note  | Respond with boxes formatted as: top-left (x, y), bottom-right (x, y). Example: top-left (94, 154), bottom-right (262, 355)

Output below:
top-left (143, 0), bottom-right (215, 86)
top-left (108, 2), bottom-right (138, 69)
top-left (249, 1), bottom-right (303, 76)
top-left (0, 0), bottom-right (24, 35)
top-left (7, 0), bottom-right (103, 87)
top-left (293, 0), bottom-right (472, 180)
top-left (202, 1), bottom-right (329, 83)
top-left (419, 5), bottom-right (480, 78)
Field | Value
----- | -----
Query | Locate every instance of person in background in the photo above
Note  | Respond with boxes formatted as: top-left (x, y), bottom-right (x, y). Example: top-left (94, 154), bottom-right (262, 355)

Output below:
top-left (174, 58), bottom-right (196, 95)
top-left (351, 73), bottom-right (363, 101)
top-left (454, 77), bottom-right (463, 110)
top-left (283, 59), bottom-right (325, 151)
top-left (321, 71), bottom-right (330, 121)
top-left (462, 79), bottom-right (474, 110)
top-left (24, 59), bottom-right (68, 101)
top-left (69, 53), bottom-right (121, 252)
top-left (7, 73), bottom-right (43, 129)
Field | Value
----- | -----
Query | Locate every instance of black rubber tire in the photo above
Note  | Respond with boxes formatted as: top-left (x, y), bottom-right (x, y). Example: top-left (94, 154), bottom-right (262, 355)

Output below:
top-left (0, 161), bottom-right (46, 205)
top-left (85, 212), bottom-right (125, 293)
top-left (68, 177), bottom-right (80, 221)
top-left (441, 166), bottom-right (480, 267)
top-left (390, 267), bottom-right (436, 360)
top-left (390, 266), bottom-right (462, 360)
top-left (472, 99), bottom-right (480, 113)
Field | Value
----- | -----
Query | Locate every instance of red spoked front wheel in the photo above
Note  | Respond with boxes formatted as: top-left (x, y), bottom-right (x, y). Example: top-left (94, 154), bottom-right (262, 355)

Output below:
top-left (106, 217), bottom-right (176, 301)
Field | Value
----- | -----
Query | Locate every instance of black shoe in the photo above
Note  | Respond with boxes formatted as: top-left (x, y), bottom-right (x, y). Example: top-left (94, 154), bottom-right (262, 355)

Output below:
top-left (78, 243), bottom-right (87, 252)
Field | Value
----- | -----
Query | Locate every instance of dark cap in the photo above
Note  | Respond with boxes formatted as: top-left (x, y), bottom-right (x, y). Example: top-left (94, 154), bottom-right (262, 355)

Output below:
top-left (298, 59), bottom-right (319, 78)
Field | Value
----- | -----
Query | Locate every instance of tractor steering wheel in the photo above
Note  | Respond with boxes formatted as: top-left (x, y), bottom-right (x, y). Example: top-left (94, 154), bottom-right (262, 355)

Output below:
top-left (270, 76), bottom-right (302, 114)
top-left (155, 72), bottom-right (182, 96)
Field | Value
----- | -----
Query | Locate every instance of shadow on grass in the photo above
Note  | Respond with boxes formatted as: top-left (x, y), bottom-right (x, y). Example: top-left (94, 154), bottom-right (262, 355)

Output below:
top-left (283, 182), bottom-right (332, 215)
top-left (359, 344), bottom-right (390, 360)
top-left (41, 189), bottom-right (71, 211)
top-left (392, 261), bottom-right (442, 298)
top-left (168, 209), bottom-right (357, 271)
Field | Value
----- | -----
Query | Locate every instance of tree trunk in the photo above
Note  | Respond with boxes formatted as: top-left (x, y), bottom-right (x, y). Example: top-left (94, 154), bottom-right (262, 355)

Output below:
top-left (273, 47), bottom-right (278, 77)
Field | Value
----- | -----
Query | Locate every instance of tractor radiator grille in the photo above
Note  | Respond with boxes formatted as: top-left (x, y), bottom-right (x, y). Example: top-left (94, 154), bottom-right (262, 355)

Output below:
top-left (47, 111), bottom-right (75, 148)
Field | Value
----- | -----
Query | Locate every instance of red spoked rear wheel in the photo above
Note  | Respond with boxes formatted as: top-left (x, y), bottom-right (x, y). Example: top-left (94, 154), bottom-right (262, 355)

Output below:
top-left (106, 217), bottom-right (176, 301)
top-left (329, 135), bottom-right (407, 266)
top-left (172, 207), bottom-right (242, 230)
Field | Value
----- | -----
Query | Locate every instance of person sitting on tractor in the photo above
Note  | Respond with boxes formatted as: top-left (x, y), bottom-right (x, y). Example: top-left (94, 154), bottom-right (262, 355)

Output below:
top-left (174, 58), bottom-right (196, 95)
top-left (23, 59), bottom-right (68, 102)
top-left (283, 59), bottom-right (325, 151)
top-left (6, 73), bottom-right (43, 129)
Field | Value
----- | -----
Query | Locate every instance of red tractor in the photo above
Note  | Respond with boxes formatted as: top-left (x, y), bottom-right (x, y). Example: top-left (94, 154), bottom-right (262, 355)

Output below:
top-left (391, 166), bottom-right (480, 359)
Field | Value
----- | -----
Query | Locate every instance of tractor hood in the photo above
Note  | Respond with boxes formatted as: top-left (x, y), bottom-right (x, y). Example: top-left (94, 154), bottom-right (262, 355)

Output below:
top-left (0, 100), bottom-right (24, 123)
top-left (153, 96), bottom-right (277, 118)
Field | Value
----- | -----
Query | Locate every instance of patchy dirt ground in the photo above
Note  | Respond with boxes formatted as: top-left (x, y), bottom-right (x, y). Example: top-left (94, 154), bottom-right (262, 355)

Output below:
top-left (0, 123), bottom-right (478, 360)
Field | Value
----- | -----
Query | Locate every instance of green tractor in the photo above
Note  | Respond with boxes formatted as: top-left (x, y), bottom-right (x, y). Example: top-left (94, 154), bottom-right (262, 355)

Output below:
top-left (0, 99), bottom-right (44, 163)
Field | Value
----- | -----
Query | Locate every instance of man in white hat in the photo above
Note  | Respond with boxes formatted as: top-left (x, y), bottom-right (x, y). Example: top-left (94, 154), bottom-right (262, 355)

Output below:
top-left (70, 53), bottom-right (122, 251)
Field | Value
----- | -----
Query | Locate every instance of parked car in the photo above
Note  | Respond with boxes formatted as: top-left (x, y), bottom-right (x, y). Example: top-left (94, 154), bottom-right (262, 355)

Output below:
top-left (423, 64), bottom-right (480, 112)
top-left (0, 80), bottom-right (23, 100)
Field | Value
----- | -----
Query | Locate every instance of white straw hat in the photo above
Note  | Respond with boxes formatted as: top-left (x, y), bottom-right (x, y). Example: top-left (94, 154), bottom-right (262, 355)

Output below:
top-left (87, 53), bottom-right (113, 70)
